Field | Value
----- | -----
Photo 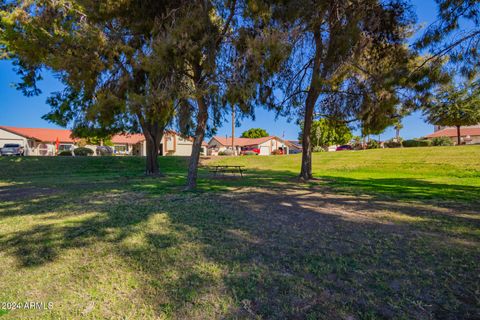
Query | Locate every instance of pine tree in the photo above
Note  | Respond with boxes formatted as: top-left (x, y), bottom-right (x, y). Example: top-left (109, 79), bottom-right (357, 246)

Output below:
top-left (0, 0), bottom-right (183, 175)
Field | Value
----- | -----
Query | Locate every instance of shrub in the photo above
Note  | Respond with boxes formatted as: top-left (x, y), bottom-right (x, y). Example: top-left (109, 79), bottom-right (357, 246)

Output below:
top-left (74, 147), bottom-right (94, 156)
top-left (243, 151), bottom-right (257, 156)
top-left (384, 138), bottom-right (403, 148)
top-left (402, 139), bottom-right (432, 148)
top-left (271, 149), bottom-right (283, 155)
top-left (431, 136), bottom-right (454, 146)
top-left (58, 150), bottom-right (73, 156)
top-left (312, 146), bottom-right (326, 152)
top-left (218, 149), bottom-right (234, 156)
top-left (367, 140), bottom-right (380, 149)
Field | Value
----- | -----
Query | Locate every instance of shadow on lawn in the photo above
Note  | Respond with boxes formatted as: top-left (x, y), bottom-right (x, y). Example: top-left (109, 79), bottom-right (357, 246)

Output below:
top-left (0, 172), bottom-right (479, 318)
top-left (1, 158), bottom-right (480, 318)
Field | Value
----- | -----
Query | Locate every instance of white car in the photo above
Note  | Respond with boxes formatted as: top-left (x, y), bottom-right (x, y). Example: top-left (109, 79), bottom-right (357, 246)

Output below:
top-left (0, 143), bottom-right (25, 156)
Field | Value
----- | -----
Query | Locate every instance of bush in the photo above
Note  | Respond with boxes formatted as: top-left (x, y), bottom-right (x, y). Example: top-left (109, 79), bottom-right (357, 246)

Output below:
top-left (312, 146), bottom-right (326, 152)
top-left (384, 138), bottom-right (403, 148)
top-left (431, 136), bottom-right (453, 146)
top-left (58, 150), bottom-right (73, 156)
top-left (243, 151), bottom-right (257, 156)
top-left (218, 149), bottom-right (234, 156)
top-left (271, 149), bottom-right (283, 155)
top-left (367, 140), bottom-right (380, 149)
top-left (402, 139), bottom-right (432, 148)
top-left (74, 147), bottom-right (94, 156)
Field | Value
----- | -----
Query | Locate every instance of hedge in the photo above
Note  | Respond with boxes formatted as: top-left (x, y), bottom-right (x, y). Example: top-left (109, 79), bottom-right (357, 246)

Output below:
top-left (402, 139), bottom-right (432, 148)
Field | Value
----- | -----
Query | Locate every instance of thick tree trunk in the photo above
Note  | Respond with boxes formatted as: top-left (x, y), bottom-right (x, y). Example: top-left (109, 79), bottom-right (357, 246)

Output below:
top-left (185, 96), bottom-right (208, 190)
top-left (145, 136), bottom-right (161, 175)
top-left (456, 125), bottom-right (461, 145)
top-left (299, 29), bottom-right (322, 181)
top-left (138, 116), bottom-right (165, 176)
top-left (300, 91), bottom-right (318, 180)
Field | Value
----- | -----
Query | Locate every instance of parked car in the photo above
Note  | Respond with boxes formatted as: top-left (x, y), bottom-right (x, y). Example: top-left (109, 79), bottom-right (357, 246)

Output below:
top-left (96, 146), bottom-right (113, 156)
top-left (0, 143), bottom-right (24, 156)
top-left (240, 147), bottom-right (260, 155)
top-left (336, 145), bottom-right (353, 151)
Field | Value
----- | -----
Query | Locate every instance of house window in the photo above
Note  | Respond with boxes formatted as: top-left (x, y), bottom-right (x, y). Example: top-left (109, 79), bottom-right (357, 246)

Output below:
top-left (114, 145), bottom-right (128, 154)
top-left (58, 144), bottom-right (74, 151)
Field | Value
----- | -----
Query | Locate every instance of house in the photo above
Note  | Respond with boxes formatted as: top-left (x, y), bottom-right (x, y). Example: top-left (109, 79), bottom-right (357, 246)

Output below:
top-left (208, 136), bottom-right (289, 155)
top-left (0, 126), bottom-right (206, 156)
top-left (285, 140), bottom-right (302, 154)
top-left (161, 131), bottom-right (208, 156)
top-left (425, 125), bottom-right (480, 145)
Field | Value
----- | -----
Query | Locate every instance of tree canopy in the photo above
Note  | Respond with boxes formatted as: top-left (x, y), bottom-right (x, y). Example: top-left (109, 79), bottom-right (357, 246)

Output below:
top-left (0, 0), bottom-right (186, 174)
top-left (299, 119), bottom-right (352, 150)
top-left (417, 0), bottom-right (480, 77)
top-left (425, 81), bottom-right (480, 144)
top-left (247, 0), bottom-right (435, 180)
top-left (241, 128), bottom-right (269, 138)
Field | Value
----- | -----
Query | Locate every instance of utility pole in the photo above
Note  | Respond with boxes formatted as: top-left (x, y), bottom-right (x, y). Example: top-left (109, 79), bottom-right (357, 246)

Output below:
top-left (232, 106), bottom-right (236, 155)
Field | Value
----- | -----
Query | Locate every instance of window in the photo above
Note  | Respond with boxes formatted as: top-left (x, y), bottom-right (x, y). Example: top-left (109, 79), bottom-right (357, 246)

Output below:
top-left (58, 144), bottom-right (73, 151)
top-left (114, 145), bottom-right (128, 154)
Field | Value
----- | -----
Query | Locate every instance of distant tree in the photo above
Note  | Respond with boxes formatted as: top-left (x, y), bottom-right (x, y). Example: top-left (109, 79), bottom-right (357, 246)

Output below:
top-left (241, 128), bottom-right (269, 138)
top-left (425, 82), bottom-right (480, 145)
top-left (299, 119), bottom-right (352, 149)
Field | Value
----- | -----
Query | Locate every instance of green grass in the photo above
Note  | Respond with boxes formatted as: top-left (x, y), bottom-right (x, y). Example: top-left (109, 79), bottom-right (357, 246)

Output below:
top-left (212, 145), bottom-right (480, 202)
top-left (0, 146), bottom-right (479, 319)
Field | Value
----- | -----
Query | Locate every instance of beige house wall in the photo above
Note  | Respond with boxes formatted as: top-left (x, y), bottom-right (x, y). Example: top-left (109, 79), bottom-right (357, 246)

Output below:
top-left (0, 129), bottom-right (30, 154)
top-left (446, 135), bottom-right (480, 145)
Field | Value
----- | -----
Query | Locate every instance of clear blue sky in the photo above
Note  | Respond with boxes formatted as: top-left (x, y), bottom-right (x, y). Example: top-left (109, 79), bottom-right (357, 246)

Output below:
top-left (0, 0), bottom-right (438, 140)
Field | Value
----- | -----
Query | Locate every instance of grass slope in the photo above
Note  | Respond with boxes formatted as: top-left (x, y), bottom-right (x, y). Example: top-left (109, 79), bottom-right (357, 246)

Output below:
top-left (0, 146), bottom-right (478, 319)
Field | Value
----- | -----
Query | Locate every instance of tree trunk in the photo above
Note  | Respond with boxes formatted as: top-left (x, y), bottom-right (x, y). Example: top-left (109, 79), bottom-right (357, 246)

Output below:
top-left (300, 91), bottom-right (319, 180)
top-left (145, 136), bottom-right (161, 175)
top-left (456, 125), bottom-right (461, 145)
top-left (138, 115), bottom-right (165, 176)
top-left (299, 29), bottom-right (322, 181)
top-left (185, 96), bottom-right (208, 190)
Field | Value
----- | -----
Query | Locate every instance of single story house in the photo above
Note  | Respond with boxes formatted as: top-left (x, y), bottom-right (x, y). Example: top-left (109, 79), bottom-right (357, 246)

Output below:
top-left (285, 140), bottom-right (302, 153)
top-left (425, 125), bottom-right (480, 145)
top-left (0, 126), bottom-right (206, 156)
top-left (208, 136), bottom-right (289, 155)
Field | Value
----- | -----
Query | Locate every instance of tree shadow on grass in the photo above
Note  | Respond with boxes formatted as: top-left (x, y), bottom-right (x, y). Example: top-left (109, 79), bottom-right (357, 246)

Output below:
top-left (1, 162), bottom-right (480, 318)
top-left (1, 181), bottom-right (479, 318)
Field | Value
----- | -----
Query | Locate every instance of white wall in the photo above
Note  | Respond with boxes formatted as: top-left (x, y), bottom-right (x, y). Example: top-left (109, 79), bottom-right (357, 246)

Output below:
top-left (0, 129), bottom-right (30, 155)
top-left (0, 128), bottom-right (27, 147)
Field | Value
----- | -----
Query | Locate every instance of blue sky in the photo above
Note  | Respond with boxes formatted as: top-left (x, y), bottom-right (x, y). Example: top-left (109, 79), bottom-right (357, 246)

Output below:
top-left (0, 0), bottom-right (438, 140)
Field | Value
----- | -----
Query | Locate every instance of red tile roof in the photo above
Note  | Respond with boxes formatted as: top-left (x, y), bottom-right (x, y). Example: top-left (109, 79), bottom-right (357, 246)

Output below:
top-left (0, 126), bottom-right (76, 143)
top-left (111, 133), bottom-right (146, 144)
top-left (211, 136), bottom-right (284, 147)
top-left (0, 126), bottom-right (208, 146)
top-left (425, 127), bottom-right (480, 138)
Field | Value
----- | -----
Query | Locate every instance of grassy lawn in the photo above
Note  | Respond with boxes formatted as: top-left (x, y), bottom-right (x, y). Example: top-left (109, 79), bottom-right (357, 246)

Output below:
top-left (0, 146), bottom-right (478, 319)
